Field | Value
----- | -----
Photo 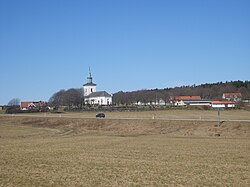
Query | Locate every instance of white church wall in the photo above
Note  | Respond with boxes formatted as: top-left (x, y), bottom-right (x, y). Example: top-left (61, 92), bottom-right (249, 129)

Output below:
top-left (83, 85), bottom-right (96, 96)
top-left (85, 96), bottom-right (112, 105)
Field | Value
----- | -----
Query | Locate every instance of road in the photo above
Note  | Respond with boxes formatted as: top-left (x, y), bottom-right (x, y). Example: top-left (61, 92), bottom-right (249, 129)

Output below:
top-left (1, 113), bottom-right (250, 123)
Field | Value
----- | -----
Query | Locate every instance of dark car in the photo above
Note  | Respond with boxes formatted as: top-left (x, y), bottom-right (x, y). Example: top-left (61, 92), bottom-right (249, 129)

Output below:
top-left (96, 113), bottom-right (105, 118)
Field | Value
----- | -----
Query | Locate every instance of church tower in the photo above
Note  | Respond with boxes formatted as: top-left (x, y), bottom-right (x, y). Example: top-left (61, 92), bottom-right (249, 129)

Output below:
top-left (83, 69), bottom-right (96, 97)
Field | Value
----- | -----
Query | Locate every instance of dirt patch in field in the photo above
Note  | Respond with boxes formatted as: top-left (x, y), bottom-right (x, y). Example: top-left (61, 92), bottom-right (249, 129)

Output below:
top-left (0, 116), bottom-right (249, 138)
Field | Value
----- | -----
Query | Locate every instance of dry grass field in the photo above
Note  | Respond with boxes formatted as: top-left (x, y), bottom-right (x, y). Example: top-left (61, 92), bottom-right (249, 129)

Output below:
top-left (0, 110), bottom-right (250, 186)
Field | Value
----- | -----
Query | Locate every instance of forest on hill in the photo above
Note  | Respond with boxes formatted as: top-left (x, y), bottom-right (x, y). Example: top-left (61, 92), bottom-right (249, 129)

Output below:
top-left (112, 81), bottom-right (250, 105)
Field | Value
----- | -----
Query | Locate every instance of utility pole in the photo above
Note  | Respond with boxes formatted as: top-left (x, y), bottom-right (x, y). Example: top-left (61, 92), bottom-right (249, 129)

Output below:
top-left (217, 107), bottom-right (221, 126)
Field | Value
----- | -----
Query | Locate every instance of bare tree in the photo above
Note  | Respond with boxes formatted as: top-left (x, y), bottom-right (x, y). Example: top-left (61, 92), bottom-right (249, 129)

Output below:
top-left (49, 88), bottom-right (82, 109)
top-left (8, 98), bottom-right (20, 106)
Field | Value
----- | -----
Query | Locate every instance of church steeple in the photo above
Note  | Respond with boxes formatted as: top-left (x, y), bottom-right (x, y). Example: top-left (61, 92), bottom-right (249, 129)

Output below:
top-left (87, 68), bottom-right (93, 84)
top-left (83, 68), bottom-right (96, 97)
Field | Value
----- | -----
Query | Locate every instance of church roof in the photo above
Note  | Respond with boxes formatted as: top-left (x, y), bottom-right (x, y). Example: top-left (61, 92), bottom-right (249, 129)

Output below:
top-left (85, 91), bottom-right (112, 98)
top-left (83, 83), bottom-right (96, 86)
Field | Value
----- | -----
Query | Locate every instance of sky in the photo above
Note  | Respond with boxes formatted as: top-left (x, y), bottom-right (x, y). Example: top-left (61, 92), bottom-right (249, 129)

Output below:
top-left (0, 0), bottom-right (249, 105)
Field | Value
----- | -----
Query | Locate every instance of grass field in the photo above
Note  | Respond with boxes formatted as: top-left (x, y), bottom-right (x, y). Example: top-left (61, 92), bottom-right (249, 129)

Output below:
top-left (0, 110), bottom-right (250, 186)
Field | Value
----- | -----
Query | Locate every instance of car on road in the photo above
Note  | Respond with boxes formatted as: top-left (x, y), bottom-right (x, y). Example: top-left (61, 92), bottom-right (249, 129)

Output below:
top-left (96, 113), bottom-right (105, 118)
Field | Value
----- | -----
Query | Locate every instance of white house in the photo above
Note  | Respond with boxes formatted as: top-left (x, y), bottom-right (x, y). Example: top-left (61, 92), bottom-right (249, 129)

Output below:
top-left (222, 93), bottom-right (242, 102)
top-left (135, 99), bottom-right (166, 106)
top-left (83, 70), bottom-right (112, 105)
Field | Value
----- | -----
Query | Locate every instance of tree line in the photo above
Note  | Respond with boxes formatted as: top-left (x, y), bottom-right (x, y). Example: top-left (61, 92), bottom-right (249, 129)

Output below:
top-left (112, 81), bottom-right (250, 105)
top-left (47, 80), bottom-right (249, 108)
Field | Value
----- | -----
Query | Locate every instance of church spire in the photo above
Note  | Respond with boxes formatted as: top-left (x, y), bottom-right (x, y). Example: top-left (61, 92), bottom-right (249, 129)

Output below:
top-left (87, 67), bottom-right (93, 84)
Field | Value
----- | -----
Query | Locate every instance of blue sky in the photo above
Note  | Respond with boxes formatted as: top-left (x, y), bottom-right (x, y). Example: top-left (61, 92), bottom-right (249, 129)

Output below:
top-left (0, 0), bottom-right (249, 105)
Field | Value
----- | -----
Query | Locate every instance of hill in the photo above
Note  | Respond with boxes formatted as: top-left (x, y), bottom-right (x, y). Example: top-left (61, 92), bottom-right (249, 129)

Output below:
top-left (113, 80), bottom-right (250, 105)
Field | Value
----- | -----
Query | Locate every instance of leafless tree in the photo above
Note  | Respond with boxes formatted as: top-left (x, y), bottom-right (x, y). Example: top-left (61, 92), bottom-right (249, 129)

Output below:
top-left (8, 98), bottom-right (20, 106)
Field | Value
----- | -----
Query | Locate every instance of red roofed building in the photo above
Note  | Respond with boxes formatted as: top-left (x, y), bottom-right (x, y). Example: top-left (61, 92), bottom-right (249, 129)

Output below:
top-left (222, 93), bottom-right (242, 102)
top-left (170, 96), bottom-right (202, 106)
top-left (20, 101), bottom-right (47, 111)
top-left (211, 101), bottom-right (236, 108)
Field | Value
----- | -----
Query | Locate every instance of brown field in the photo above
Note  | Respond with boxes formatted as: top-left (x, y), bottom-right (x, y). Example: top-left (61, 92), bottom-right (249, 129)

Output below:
top-left (0, 110), bottom-right (250, 186)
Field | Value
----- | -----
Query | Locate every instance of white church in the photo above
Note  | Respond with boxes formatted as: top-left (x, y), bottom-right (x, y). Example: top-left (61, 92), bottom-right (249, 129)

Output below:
top-left (83, 70), bottom-right (112, 105)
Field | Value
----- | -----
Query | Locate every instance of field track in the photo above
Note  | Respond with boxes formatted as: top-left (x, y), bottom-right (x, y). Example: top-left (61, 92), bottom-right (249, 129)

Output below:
top-left (1, 110), bottom-right (250, 122)
top-left (1, 113), bottom-right (250, 138)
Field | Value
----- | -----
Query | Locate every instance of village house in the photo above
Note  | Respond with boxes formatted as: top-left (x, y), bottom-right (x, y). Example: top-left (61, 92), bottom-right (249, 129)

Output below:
top-left (20, 101), bottom-right (47, 111)
top-left (151, 99), bottom-right (166, 106)
top-left (169, 96), bottom-right (202, 106)
top-left (135, 98), bottom-right (167, 106)
top-left (242, 99), bottom-right (250, 103)
top-left (211, 101), bottom-right (236, 108)
top-left (83, 70), bottom-right (112, 105)
top-left (222, 93), bottom-right (242, 102)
